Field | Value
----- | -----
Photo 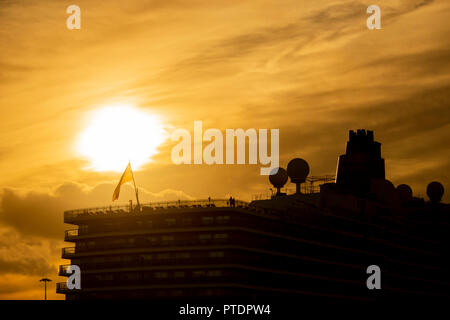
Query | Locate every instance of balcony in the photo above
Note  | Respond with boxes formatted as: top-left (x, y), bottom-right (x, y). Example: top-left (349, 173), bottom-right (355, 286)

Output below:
top-left (62, 247), bottom-right (76, 258)
top-left (56, 282), bottom-right (68, 294)
top-left (59, 264), bottom-right (72, 276)
top-left (56, 282), bottom-right (81, 294)
top-left (65, 229), bottom-right (79, 241)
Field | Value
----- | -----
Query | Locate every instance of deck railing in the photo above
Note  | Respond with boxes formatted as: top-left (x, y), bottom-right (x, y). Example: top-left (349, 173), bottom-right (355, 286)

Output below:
top-left (59, 264), bottom-right (71, 276)
top-left (64, 198), bottom-right (249, 221)
top-left (62, 247), bottom-right (76, 257)
top-left (65, 229), bottom-right (79, 240)
top-left (56, 282), bottom-right (68, 293)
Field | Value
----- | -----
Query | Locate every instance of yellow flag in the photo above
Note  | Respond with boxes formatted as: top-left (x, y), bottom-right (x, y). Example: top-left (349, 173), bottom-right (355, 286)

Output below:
top-left (112, 162), bottom-right (134, 201)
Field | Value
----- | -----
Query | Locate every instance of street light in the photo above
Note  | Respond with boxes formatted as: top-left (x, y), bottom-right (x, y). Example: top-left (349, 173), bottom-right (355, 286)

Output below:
top-left (39, 278), bottom-right (52, 300)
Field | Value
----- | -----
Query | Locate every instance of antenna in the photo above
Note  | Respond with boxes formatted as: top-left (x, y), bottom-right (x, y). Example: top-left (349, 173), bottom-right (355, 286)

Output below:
top-left (287, 158), bottom-right (310, 194)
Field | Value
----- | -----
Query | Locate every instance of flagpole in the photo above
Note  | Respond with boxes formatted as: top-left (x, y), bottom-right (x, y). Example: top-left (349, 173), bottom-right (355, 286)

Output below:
top-left (129, 161), bottom-right (141, 211)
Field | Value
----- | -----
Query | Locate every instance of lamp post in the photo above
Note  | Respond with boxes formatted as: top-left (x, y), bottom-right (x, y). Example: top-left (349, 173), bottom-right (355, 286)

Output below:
top-left (39, 278), bottom-right (52, 300)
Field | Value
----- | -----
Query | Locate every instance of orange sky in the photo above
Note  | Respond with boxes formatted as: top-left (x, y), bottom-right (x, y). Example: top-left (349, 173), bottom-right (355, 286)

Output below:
top-left (0, 0), bottom-right (449, 299)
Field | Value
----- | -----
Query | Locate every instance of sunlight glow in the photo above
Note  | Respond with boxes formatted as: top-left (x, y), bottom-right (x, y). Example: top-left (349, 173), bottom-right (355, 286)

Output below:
top-left (77, 104), bottom-right (166, 172)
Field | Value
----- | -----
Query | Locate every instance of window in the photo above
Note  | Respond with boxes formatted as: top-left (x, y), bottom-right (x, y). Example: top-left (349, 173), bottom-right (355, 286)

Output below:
top-left (182, 218), bottom-right (192, 225)
top-left (172, 290), bottom-right (183, 296)
top-left (174, 271), bottom-right (185, 278)
top-left (213, 233), bottom-right (228, 239)
top-left (157, 253), bottom-right (170, 260)
top-left (155, 272), bottom-right (168, 278)
top-left (175, 252), bottom-right (190, 259)
top-left (145, 236), bottom-right (157, 245)
top-left (106, 256), bottom-right (121, 262)
top-left (126, 273), bottom-right (138, 280)
top-left (193, 270), bottom-right (206, 277)
top-left (162, 235), bottom-right (174, 244)
top-left (198, 234), bottom-right (212, 240)
top-left (202, 217), bottom-right (214, 225)
top-left (216, 216), bottom-right (230, 224)
top-left (98, 274), bottom-right (114, 281)
top-left (203, 289), bottom-right (214, 296)
top-left (144, 221), bottom-right (153, 228)
top-left (209, 251), bottom-right (224, 258)
top-left (140, 254), bottom-right (153, 261)
top-left (165, 218), bottom-right (176, 226)
top-left (113, 238), bottom-right (126, 245)
top-left (91, 257), bottom-right (105, 263)
top-left (207, 270), bottom-right (222, 277)
top-left (122, 256), bottom-right (132, 262)
top-left (79, 225), bottom-right (89, 234)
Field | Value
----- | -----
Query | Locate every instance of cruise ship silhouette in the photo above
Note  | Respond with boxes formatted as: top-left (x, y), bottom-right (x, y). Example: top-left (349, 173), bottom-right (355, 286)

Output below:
top-left (57, 129), bottom-right (450, 301)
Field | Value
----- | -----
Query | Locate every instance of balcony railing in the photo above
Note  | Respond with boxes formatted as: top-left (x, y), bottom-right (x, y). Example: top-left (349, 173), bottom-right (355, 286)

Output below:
top-left (59, 264), bottom-right (72, 276)
top-left (62, 247), bottom-right (76, 258)
top-left (56, 282), bottom-right (80, 294)
top-left (64, 199), bottom-right (249, 221)
top-left (65, 229), bottom-right (79, 241)
top-left (56, 282), bottom-right (68, 293)
top-left (252, 175), bottom-right (335, 200)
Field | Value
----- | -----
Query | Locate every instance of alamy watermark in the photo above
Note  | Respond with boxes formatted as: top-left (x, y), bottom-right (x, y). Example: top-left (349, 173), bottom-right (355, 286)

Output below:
top-left (66, 5), bottom-right (81, 30)
top-left (67, 265), bottom-right (81, 289)
top-left (67, 5), bottom-right (381, 31)
top-left (366, 5), bottom-right (381, 30)
top-left (171, 121), bottom-right (279, 175)
top-left (366, 265), bottom-right (381, 289)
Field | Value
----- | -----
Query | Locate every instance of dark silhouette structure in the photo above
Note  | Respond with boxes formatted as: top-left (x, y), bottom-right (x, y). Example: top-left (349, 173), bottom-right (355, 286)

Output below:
top-left (336, 129), bottom-right (385, 194)
top-left (57, 129), bottom-right (449, 301)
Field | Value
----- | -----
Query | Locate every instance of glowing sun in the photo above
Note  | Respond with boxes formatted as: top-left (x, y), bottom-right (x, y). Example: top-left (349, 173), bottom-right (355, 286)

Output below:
top-left (77, 104), bottom-right (166, 172)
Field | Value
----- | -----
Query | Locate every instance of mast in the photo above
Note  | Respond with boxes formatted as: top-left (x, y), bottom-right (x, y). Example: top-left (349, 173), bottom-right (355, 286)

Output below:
top-left (130, 161), bottom-right (141, 211)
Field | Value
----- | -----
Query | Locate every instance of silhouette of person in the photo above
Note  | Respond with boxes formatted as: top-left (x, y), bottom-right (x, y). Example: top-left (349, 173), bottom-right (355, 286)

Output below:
top-left (229, 196), bottom-right (233, 207)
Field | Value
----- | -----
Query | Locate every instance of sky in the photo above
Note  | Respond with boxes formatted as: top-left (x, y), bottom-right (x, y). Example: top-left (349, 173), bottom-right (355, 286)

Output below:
top-left (0, 0), bottom-right (449, 299)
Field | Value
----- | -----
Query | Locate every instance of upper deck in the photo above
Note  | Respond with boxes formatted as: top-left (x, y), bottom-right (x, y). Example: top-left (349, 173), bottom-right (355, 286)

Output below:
top-left (64, 199), bottom-right (250, 224)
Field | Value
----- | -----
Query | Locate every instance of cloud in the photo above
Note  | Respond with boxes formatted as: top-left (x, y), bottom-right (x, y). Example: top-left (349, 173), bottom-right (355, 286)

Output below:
top-left (0, 182), bottom-right (194, 239)
top-left (0, 227), bottom-right (57, 276)
top-left (0, 273), bottom-right (64, 300)
top-left (0, 180), bottom-right (196, 298)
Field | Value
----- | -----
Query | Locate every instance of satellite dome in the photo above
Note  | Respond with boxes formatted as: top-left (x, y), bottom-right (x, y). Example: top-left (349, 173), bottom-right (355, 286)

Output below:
top-left (396, 184), bottom-right (413, 202)
top-left (287, 158), bottom-right (310, 183)
top-left (426, 181), bottom-right (444, 203)
top-left (269, 167), bottom-right (288, 188)
top-left (369, 179), bottom-right (396, 204)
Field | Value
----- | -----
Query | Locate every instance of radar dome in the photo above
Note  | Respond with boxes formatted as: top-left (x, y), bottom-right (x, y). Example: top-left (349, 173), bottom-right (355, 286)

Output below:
top-left (369, 179), bottom-right (396, 204)
top-left (426, 181), bottom-right (444, 203)
top-left (396, 184), bottom-right (413, 202)
top-left (269, 167), bottom-right (288, 188)
top-left (287, 158), bottom-right (310, 183)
